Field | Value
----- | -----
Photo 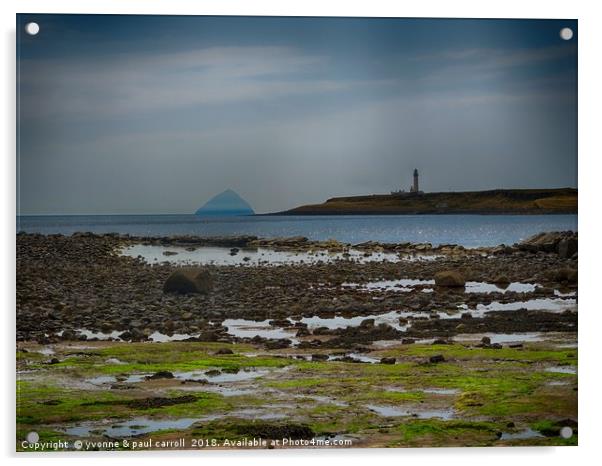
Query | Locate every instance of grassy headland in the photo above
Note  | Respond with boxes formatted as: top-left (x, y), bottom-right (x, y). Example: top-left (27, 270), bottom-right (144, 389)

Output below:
top-left (272, 188), bottom-right (577, 215)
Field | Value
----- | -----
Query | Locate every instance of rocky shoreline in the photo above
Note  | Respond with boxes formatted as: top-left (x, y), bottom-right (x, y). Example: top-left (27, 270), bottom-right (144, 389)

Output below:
top-left (17, 231), bottom-right (577, 348)
top-left (16, 230), bottom-right (578, 449)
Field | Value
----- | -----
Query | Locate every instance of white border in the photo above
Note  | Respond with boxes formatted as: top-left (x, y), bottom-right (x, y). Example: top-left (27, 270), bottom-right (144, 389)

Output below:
top-left (3, 1), bottom-right (601, 465)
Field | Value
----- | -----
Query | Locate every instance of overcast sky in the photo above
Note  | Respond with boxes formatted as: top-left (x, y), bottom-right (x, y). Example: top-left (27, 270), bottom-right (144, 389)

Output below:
top-left (17, 15), bottom-right (577, 215)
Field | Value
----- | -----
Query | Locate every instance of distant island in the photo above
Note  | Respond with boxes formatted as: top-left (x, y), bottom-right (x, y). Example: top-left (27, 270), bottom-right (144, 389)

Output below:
top-left (195, 189), bottom-right (255, 217)
top-left (271, 187), bottom-right (577, 215)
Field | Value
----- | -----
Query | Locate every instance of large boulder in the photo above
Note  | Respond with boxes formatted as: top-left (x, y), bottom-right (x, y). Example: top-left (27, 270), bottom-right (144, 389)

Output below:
top-left (558, 237), bottom-right (578, 259)
top-left (434, 270), bottom-right (466, 287)
top-left (163, 267), bottom-right (214, 294)
top-left (518, 231), bottom-right (577, 256)
top-left (518, 232), bottom-right (564, 252)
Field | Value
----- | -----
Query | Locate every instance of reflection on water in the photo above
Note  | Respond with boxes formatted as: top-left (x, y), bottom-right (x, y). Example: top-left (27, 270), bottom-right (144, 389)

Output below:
top-left (367, 404), bottom-right (455, 419)
top-left (121, 244), bottom-right (402, 266)
top-left (341, 278), bottom-right (435, 292)
top-left (458, 298), bottom-right (577, 316)
top-left (465, 282), bottom-right (537, 294)
top-left (499, 428), bottom-right (544, 440)
top-left (300, 311), bottom-right (409, 331)
top-left (545, 366), bottom-right (577, 374)
top-left (85, 368), bottom-right (269, 386)
top-left (64, 417), bottom-right (208, 438)
top-left (453, 332), bottom-right (546, 344)
top-left (222, 318), bottom-right (298, 343)
top-left (64, 329), bottom-right (199, 342)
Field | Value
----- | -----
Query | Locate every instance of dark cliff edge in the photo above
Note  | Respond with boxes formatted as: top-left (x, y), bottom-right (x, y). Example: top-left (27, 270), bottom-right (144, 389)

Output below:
top-left (267, 188), bottom-right (577, 216)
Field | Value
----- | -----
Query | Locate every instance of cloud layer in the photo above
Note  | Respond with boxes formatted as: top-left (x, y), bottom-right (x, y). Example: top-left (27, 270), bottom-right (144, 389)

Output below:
top-left (17, 17), bottom-right (577, 214)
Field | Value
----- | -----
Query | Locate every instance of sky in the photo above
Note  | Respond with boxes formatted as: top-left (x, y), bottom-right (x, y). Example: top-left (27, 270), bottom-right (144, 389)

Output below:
top-left (17, 15), bottom-right (578, 215)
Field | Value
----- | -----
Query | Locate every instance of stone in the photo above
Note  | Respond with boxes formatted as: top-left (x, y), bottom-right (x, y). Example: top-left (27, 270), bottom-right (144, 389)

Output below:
top-left (61, 329), bottom-right (77, 340)
top-left (359, 318), bottom-right (375, 328)
top-left (434, 270), bottom-right (466, 287)
top-left (552, 267), bottom-right (578, 284)
top-left (429, 354), bottom-right (445, 363)
top-left (146, 371), bottom-right (174, 380)
top-left (265, 339), bottom-right (291, 349)
top-left (519, 232), bottom-right (565, 253)
top-left (481, 336), bottom-right (491, 345)
top-left (493, 275), bottom-right (510, 287)
top-left (558, 238), bottom-right (578, 259)
top-left (163, 267), bottom-right (213, 295)
top-left (214, 348), bottom-right (233, 355)
top-left (380, 357), bottom-right (396, 364)
top-left (311, 354), bottom-right (329, 361)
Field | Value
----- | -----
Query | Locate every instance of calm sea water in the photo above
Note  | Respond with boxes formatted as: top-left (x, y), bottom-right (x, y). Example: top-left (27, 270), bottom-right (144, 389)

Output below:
top-left (16, 214), bottom-right (577, 248)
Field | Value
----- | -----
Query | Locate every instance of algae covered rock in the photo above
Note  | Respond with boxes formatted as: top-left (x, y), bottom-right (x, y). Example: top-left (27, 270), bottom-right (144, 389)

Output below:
top-left (163, 267), bottom-right (214, 294)
top-left (434, 270), bottom-right (466, 287)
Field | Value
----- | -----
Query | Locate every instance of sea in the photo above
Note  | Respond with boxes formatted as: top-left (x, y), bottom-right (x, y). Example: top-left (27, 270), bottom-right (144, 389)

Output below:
top-left (16, 214), bottom-right (578, 248)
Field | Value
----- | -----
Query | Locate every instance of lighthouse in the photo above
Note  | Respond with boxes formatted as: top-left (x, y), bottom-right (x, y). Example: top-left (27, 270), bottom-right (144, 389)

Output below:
top-left (411, 168), bottom-right (419, 193)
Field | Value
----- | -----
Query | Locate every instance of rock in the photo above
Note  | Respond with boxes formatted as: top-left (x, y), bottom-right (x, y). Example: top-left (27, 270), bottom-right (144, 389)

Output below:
top-left (234, 421), bottom-right (315, 440)
top-left (214, 348), bottom-right (233, 355)
top-left (481, 336), bottom-right (491, 345)
top-left (127, 328), bottom-right (145, 341)
top-left (519, 232), bottom-right (565, 253)
top-left (401, 338), bottom-right (415, 344)
top-left (380, 357), bottom-right (396, 364)
top-left (265, 339), bottom-right (292, 349)
top-left (429, 354), bottom-right (445, 363)
top-left (551, 267), bottom-right (578, 284)
top-left (163, 251), bottom-right (178, 256)
top-left (359, 318), bottom-right (375, 328)
top-left (163, 267), bottom-right (214, 295)
top-left (61, 329), bottom-right (77, 340)
top-left (434, 271), bottom-right (465, 287)
top-left (433, 339), bottom-right (449, 345)
top-left (493, 275), bottom-right (510, 287)
top-left (146, 371), bottom-right (174, 380)
top-left (311, 354), bottom-right (329, 361)
top-left (558, 238), bottom-right (578, 259)
top-left (100, 322), bottom-right (113, 332)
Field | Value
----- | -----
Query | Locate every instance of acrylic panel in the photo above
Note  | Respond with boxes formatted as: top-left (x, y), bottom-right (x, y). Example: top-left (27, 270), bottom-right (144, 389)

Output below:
top-left (16, 14), bottom-right (577, 452)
